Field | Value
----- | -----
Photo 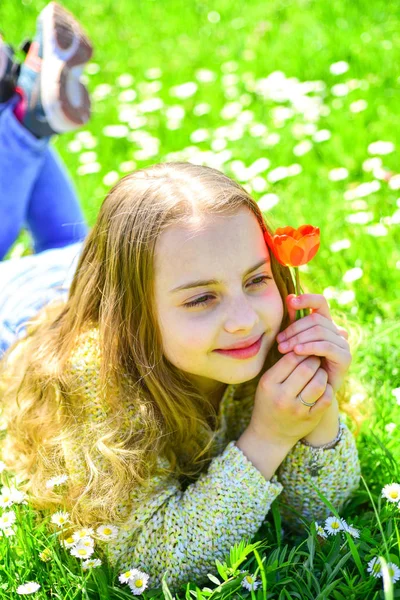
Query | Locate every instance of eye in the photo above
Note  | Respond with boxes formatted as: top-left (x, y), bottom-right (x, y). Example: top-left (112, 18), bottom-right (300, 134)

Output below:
top-left (183, 275), bottom-right (272, 308)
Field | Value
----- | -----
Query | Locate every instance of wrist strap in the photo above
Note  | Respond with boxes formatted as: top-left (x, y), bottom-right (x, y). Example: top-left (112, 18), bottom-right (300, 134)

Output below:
top-left (300, 418), bottom-right (343, 450)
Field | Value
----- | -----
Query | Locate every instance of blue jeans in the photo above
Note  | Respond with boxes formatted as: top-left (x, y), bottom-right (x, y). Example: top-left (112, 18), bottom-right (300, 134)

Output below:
top-left (0, 96), bottom-right (88, 259)
top-left (0, 98), bottom-right (89, 356)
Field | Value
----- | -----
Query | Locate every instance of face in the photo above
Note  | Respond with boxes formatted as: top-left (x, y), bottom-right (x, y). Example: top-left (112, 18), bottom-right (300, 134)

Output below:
top-left (153, 207), bottom-right (284, 403)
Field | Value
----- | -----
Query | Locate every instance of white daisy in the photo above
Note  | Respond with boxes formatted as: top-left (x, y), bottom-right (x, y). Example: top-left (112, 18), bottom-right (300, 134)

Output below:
top-left (119, 569), bottom-right (138, 584)
top-left (324, 516), bottom-right (344, 535)
top-left (75, 536), bottom-right (95, 549)
top-left (315, 521), bottom-right (328, 539)
top-left (50, 511), bottom-right (70, 527)
top-left (367, 557), bottom-right (382, 578)
top-left (0, 526), bottom-right (16, 537)
top-left (381, 483), bottom-right (400, 503)
top-left (60, 535), bottom-right (76, 549)
top-left (9, 488), bottom-right (27, 505)
top-left (96, 524), bottom-right (119, 541)
top-left (0, 485), bottom-right (27, 505)
top-left (72, 528), bottom-right (95, 543)
top-left (0, 510), bottom-right (16, 530)
top-left (16, 581), bottom-right (41, 594)
top-left (241, 574), bottom-right (261, 591)
top-left (127, 570), bottom-right (150, 595)
top-left (70, 543), bottom-right (95, 560)
top-left (387, 562), bottom-right (400, 583)
top-left (0, 491), bottom-right (13, 508)
top-left (82, 558), bottom-right (102, 570)
top-left (329, 61), bottom-right (349, 75)
top-left (344, 524), bottom-right (360, 539)
top-left (367, 141), bottom-right (395, 155)
top-left (341, 520), bottom-right (360, 538)
top-left (45, 474), bottom-right (69, 489)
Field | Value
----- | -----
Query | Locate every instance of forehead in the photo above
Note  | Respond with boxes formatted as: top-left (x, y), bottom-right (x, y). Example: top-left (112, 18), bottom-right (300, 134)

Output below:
top-left (154, 207), bottom-right (266, 284)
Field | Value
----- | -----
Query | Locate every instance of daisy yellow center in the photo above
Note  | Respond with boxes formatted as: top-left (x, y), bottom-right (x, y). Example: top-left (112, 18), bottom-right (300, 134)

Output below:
top-left (59, 517), bottom-right (65, 523)
top-left (103, 528), bottom-right (112, 535)
top-left (389, 491), bottom-right (399, 499)
top-left (124, 571), bottom-right (132, 578)
top-left (388, 567), bottom-right (394, 577)
top-left (78, 549), bottom-right (87, 556)
top-left (66, 537), bottom-right (74, 543)
top-left (331, 521), bottom-right (340, 529)
top-left (3, 496), bottom-right (10, 502)
top-left (246, 576), bottom-right (254, 584)
top-left (135, 579), bottom-right (143, 587)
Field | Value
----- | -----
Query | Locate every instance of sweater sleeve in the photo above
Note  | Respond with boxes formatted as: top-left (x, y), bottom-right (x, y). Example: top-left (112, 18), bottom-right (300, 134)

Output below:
top-left (277, 418), bottom-right (361, 528)
top-left (108, 441), bottom-right (283, 591)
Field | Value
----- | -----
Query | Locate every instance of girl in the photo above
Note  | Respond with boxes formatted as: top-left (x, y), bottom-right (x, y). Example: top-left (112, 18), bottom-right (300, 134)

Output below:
top-left (0, 3), bottom-right (361, 592)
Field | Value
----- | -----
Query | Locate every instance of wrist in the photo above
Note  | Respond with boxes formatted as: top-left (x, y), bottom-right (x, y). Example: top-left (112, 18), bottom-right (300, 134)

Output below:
top-left (301, 397), bottom-right (340, 447)
top-left (246, 422), bottom-right (298, 452)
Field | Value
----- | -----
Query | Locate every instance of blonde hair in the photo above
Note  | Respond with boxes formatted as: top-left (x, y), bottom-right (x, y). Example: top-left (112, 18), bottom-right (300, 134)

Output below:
top-left (0, 162), bottom-right (368, 531)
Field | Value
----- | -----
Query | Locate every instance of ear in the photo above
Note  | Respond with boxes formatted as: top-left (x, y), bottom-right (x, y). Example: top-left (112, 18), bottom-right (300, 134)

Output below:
top-left (286, 294), bottom-right (298, 324)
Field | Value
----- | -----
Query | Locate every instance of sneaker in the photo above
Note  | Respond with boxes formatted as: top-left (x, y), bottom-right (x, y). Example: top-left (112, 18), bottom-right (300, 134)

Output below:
top-left (0, 34), bottom-right (19, 103)
top-left (16, 1), bottom-right (93, 137)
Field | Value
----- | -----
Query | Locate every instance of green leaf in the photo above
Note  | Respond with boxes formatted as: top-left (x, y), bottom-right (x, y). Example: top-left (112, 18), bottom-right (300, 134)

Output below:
top-left (214, 559), bottom-right (228, 581)
top-left (161, 572), bottom-right (175, 600)
top-left (206, 574), bottom-right (221, 587)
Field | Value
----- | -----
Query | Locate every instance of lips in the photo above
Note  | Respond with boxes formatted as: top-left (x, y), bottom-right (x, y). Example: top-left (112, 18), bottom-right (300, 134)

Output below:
top-left (216, 333), bottom-right (263, 351)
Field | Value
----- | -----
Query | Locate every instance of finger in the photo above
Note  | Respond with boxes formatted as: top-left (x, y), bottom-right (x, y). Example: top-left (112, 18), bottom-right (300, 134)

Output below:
top-left (263, 351), bottom-right (314, 385)
top-left (332, 320), bottom-right (349, 340)
top-left (286, 294), bottom-right (298, 324)
top-left (277, 325), bottom-right (349, 353)
top-left (309, 383), bottom-right (334, 415)
top-left (281, 355), bottom-right (322, 399)
top-left (287, 293), bottom-right (332, 321)
top-left (277, 312), bottom-right (343, 345)
top-left (296, 367), bottom-right (328, 410)
top-left (292, 341), bottom-right (352, 368)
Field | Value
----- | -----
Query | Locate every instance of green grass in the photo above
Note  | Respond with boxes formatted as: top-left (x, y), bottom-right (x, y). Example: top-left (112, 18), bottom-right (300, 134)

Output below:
top-left (1, 0), bottom-right (400, 597)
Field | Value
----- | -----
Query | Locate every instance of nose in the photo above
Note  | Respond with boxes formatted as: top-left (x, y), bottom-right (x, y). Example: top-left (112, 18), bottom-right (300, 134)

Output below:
top-left (223, 294), bottom-right (259, 332)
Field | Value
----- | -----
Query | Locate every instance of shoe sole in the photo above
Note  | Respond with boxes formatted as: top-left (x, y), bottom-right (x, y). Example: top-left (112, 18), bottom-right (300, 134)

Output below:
top-left (40, 2), bottom-right (93, 132)
top-left (0, 37), bottom-right (7, 80)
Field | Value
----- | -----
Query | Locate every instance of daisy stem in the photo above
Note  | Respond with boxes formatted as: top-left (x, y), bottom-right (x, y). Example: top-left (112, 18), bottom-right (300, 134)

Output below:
top-left (360, 475), bottom-right (390, 560)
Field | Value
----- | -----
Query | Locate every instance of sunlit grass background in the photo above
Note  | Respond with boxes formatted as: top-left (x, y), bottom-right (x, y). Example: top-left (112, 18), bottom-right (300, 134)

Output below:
top-left (1, 0), bottom-right (400, 598)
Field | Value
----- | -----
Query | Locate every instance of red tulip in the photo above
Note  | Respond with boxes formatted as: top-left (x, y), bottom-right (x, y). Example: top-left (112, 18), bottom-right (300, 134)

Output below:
top-left (264, 224), bottom-right (320, 321)
top-left (264, 225), bottom-right (320, 267)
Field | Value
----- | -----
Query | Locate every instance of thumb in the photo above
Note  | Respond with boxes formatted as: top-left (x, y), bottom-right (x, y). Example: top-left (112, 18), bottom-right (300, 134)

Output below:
top-left (286, 294), bottom-right (298, 323)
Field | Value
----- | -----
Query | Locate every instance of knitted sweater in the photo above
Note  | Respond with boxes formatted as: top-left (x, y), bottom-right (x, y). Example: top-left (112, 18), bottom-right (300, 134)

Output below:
top-left (43, 328), bottom-right (364, 589)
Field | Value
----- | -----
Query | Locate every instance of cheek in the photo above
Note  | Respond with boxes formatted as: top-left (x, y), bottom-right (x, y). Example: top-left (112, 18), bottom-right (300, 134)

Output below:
top-left (160, 309), bottom-right (212, 355)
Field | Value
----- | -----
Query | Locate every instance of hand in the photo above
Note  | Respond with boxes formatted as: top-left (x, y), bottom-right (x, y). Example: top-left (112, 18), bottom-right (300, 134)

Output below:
top-left (276, 293), bottom-right (352, 394)
top-left (250, 351), bottom-right (334, 447)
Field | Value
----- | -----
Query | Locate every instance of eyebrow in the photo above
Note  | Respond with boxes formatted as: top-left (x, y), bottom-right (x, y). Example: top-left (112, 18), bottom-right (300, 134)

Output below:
top-left (169, 258), bottom-right (270, 293)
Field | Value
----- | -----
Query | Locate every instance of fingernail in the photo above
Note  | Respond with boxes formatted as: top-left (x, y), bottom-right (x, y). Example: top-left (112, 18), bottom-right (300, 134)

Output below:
top-left (292, 297), bottom-right (300, 304)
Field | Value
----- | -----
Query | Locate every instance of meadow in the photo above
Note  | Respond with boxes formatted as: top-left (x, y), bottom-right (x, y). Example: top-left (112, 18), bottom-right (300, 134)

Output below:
top-left (0, 0), bottom-right (399, 597)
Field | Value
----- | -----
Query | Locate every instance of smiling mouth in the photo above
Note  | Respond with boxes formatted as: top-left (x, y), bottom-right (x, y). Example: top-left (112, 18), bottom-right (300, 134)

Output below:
top-left (216, 334), bottom-right (263, 351)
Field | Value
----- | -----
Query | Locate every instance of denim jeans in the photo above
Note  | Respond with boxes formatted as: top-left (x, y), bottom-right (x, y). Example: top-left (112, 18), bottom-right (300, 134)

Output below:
top-left (0, 97), bottom-right (89, 356)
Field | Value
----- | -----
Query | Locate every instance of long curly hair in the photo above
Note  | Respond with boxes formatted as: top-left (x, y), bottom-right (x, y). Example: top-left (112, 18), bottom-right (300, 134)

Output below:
top-left (0, 162), bottom-right (367, 531)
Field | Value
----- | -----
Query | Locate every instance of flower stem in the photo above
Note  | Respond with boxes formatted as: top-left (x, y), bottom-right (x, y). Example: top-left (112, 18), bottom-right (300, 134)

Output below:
top-left (294, 267), bottom-right (305, 320)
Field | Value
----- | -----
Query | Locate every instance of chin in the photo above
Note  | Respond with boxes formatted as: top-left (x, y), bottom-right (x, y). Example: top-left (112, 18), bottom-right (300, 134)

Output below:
top-left (223, 363), bottom-right (264, 385)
